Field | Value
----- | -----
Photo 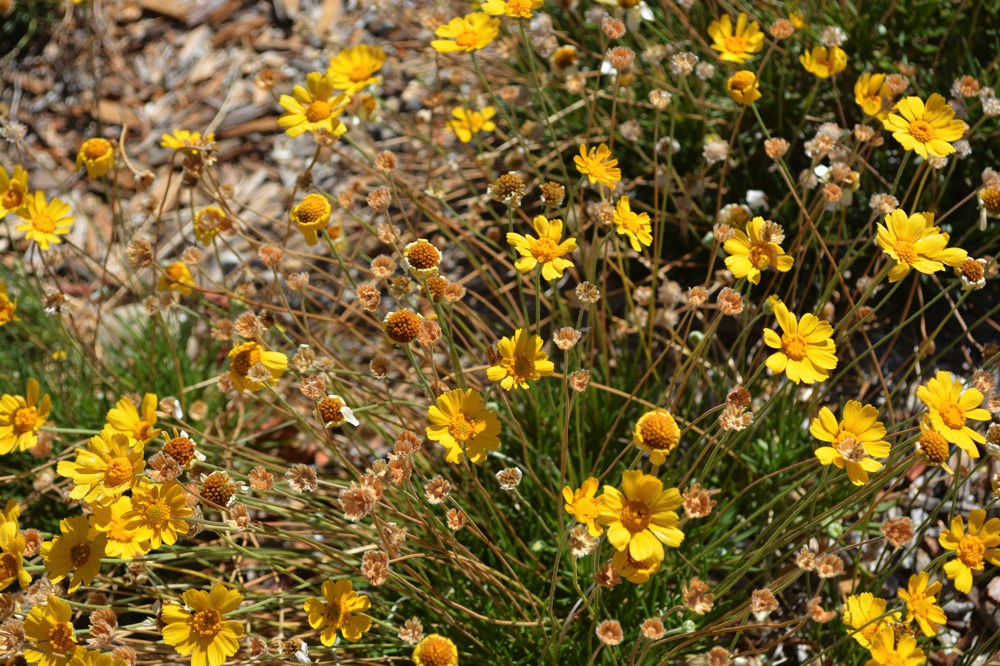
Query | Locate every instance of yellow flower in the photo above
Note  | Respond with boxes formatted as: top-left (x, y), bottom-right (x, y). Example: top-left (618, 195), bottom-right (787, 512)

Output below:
top-left (707, 13), bottom-right (764, 63)
top-left (75, 138), bottom-right (114, 179)
top-left (562, 477), bottom-right (602, 537)
top-left (574, 143), bottom-right (621, 188)
top-left (611, 549), bottom-right (661, 584)
top-left (633, 409), bottom-right (680, 465)
top-left (855, 73), bottom-right (893, 119)
top-left (304, 579), bottom-right (372, 645)
top-left (727, 70), bottom-right (761, 105)
top-left (799, 45), bottom-right (847, 78)
top-left (865, 626), bottom-right (926, 666)
top-left (290, 193), bottom-right (331, 246)
top-left (426, 388), bottom-right (501, 464)
top-left (327, 44), bottom-right (385, 94)
top-left (158, 261), bottom-right (195, 296)
top-left (161, 583), bottom-right (244, 666)
top-left (0, 165), bottom-right (30, 218)
top-left (0, 520), bottom-right (31, 590)
top-left (40, 516), bottom-right (107, 593)
top-left (481, 0), bottom-right (543, 19)
top-left (447, 106), bottom-right (496, 143)
top-left (24, 595), bottom-right (78, 666)
top-left (938, 509), bottom-right (1000, 593)
top-left (228, 341), bottom-right (288, 393)
top-left (762, 301), bottom-right (838, 384)
top-left (123, 479), bottom-right (191, 550)
top-left (56, 429), bottom-right (145, 504)
top-left (487, 328), bottom-right (554, 390)
top-left (160, 129), bottom-right (215, 152)
top-left (613, 196), bottom-right (652, 251)
top-left (917, 370), bottom-right (990, 458)
top-left (898, 571), bottom-right (947, 637)
top-left (16, 191), bottom-right (74, 251)
top-left (431, 12), bottom-right (500, 53)
top-left (106, 393), bottom-right (159, 443)
top-left (0, 282), bottom-right (18, 326)
top-left (723, 216), bottom-right (793, 285)
top-left (67, 650), bottom-right (129, 666)
top-left (88, 496), bottom-right (148, 560)
top-left (876, 209), bottom-right (968, 282)
top-left (193, 206), bottom-right (229, 245)
top-left (403, 239), bottom-right (442, 278)
top-left (507, 215), bottom-right (577, 281)
top-left (842, 592), bottom-right (901, 648)
top-left (883, 93), bottom-right (966, 158)
top-left (597, 470), bottom-right (683, 563)
top-left (0, 377), bottom-right (51, 454)
top-left (412, 634), bottom-right (458, 666)
top-left (278, 71), bottom-right (350, 139)
top-left (810, 400), bottom-right (889, 485)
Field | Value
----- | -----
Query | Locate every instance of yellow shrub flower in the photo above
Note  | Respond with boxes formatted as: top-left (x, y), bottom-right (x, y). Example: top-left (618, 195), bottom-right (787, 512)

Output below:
top-left (160, 129), bottom-right (215, 152)
top-left (106, 392), bottom-right (159, 443)
top-left (809, 400), bottom-right (889, 485)
top-left (161, 582), bottom-right (244, 666)
top-left (612, 549), bottom-right (661, 584)
top-left (24, 595), bottom-right (78, 666)
top-left (898, 571), bottom-right (947, 637)
top-left (193, 206), bottom-right (229, 245)
top-left (447, 106), bottom-right (496, 143)
top-left (938, 509), bottom-right (1000, 593)
top-left (40, 516), bottom-right (107, 593)
top-left (290, 193), bottom-right (331, 246)
top-left (412, 634), bottom-right (458, 666)
top-left (613, 196), bottom-right (652, 251)
top-left (89, 496), bottom-right (148, 560)
top-left (507, 215), bottom-right (577, 281)
top-left (707, 13), bottom-right (764, 63)
top-left (854, 73), bottom-right (893, 119)
top-left (883, 93), bottom-right (965, 158)
top-left (843, 592), bottom-right (900, 648)
top-left (562, 477), bottom-right (602, 537)
top-left (123, 479), bottom-right (192, 550)
top-left (723, 216), bottom-right (793, 285)
top-left (633, 409), bottom-right (680, 465)
top-left (426, 388), bottom-right (501, 464)
top-left (431, 12), bottom-right (500, 53)
top-left (75, 137), bottom-right (114, 179)
top-left (865, 626), bottom-right (925, 666)
top-left (482, 0), bottom-right (543, 18)
top-left (0, 520), bottom-right (31, 590)
top-left (876, 209), bottom-right (967, 282)
top-left (0, 165), bottom-right (30, 218)
top-left (0, 282), bottom-right (17, 326)
top-left (487, 328), bottom-right (554, 390)
top-left (0, 377), bottom-right (52, 454)
top-left (574, 143), bottom-right (621, 188)
top-left (16, 191), bottom-right (74, 251)
top-left (799, 45), bottom-right (847, 78)
top-left (158, 261), bottom-right (195, 296)
top-left (303, 579), bottom-right (372, 645)
top-left (68, 649), bottom-right (129, 666)
top-left (327, 44), bottom-right (385, 94)
top-left (762, 301), bottom-right (838, 384)
top-left (917, 370), bottom-right (990, 458)
top-left (228, 341), bottom-right (288, 393)
top-left (597, 470), bottom-right (683, 563)
top-left (57, 429), bottom-right (145, 504)
top-left (278, 71), bottom-right (349, 139)
top-left (403, 239), bottom-right (442, 278)
top-left (727, 70), bottom-right (761, 105)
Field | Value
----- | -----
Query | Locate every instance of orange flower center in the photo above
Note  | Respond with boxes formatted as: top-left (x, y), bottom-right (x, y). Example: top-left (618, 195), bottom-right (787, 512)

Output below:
top-left (104, 458), bottom-right (134, 487)
top-left (192, 608), bottom-right (222, 637)
top-left (447, 414), bottom-right (475, 443)
top-left (12, 406), bottom-right (39, 434)
top-left (305, 100), bottom-right (333, 123)
top-left (907, 120), bottom-right (935, 143)
top-left (638, 413), bottom-right (679, 453)
top-left (406, 242), bottom-right (441, 270)
top-left (82, 139), bottom-right (111, 160)
top-left (723, 35), bottom-right (747, 55)
top-left (350, 64), bottom-right (372, 83)
top-left (415, 636), bottom-right (456, 666)
top-left (981, 188), bottom-right (1000, 214)
top-left (781, 333), bottom-right (808, 361)
top-left (383, 311), bottom-right (421, 344)
top-left (529, 237), bottom-right (561, 263)
top-left (833, 435), bottom-right (867, 463)
top-left (70, 542), bottom-right (91, 567)
top-left (918, 430), bottom-right (949, 464)
top-left (231, 347), bottom-right (262, 377)
top-left (48, 623), bottom-right (76, 653)
top-left (957, 534), bottom-right (985, 567)
top-left (959, 259), bottom-right (985, 282)
top-left (294, 195), bottom-right (328, 225)
top-left (939, 403), bottom-right (966, 430)
top-left (0, 553), bottom-right (18, 580)
top-left (164, 436), bottom-right (196, 466)
top-left (318, 397), bottom-right (346, 426)
top-left (134, 420), bottom-right (153, 441)
top-left (620, 499), bottom-right (651, 533)
top-left (894, 240), bottom-right (918, 265)
top-left (31, 213), bottom-right (57, 234)
top-left (2, 187), bottom-right (24, 210)
top-left (454, 30), bottom-right (480, 49)
top-left (143, 499), bottom-right (171, 529)
top-left (511, 352), bottom-right (535, 381)
top-left (108, 522), bottom-right (133, 543)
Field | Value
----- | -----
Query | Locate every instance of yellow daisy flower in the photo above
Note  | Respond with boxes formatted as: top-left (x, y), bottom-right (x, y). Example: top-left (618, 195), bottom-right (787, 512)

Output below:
top-left (24, 595), bottom-right (78, 666)
top-left (430, 12), bottom-right (500, 53)
top-left (611, 549), bottom-right (661, 584)
top-left (161, 583), bottom-right (244, 666)
top-left (0, 282), bottom-right (19, 326)
top-left (447, 106), bottom-right (496, 143)
top-left (481, 0), bottom-right (543, 19)
top-left (0, 165), bottom-right (30, 218)
top-left (158, 261), bottom-right (195, 296)
top-left (106, 392), bottom-right (159, 444)
top-left (562, 477), bottom-right (602, 537)
top-left (722, 216), bottom-right (793, 285)
top-left (40, 516), bottom-right (108, 593)
top-left (799, 45), bottom-right (847, 78)
top-left (278, 71), bottom-right (349, 139)
top-left (88, 495), bottom-right (148, 560)
top-left (727, 70), bottom-right (761, 105)
top-left (67, 649), bottom-right (129, 666)
top-left (75, 138), bottom-right (114, 179)
top-left (412, 634), bottom-right (458, 666)
top-left (883, 93), bottom-right (966, 158)
top-left (16, 191), bottom-right (74, 251)
top-left (304, 579), bottom-right (372, 645)
top-left (762, 301), bottom-right (838, 384)
top-left (327, 44), bottom-right (385, 95)
top-left (865, 625), bottom-right (926, 666)
top-left (917, 370), bottom-right (990, 458)
top-left (486, 328), bottom-right (554, 390)
top-left (855, 73), bottom-right (893, 119)
top-left (843, 592), bottom-right (901, 648)
top-left (228, 341), bottom-right (288, 393)
top-left (613, 196), bottom-right (652, 251)
top-left (56, 429), bottom-right (145, 504)
top-left (809, 400), bottom-right (889, 485)
top-left (0, 377), bottom-right (52, 454)
top-left (0, 520), bottom-right (31, 590)
top-left (938, 509), bottom-right (1000, 593)
top-left (574, 143), bottom-right (621, 188)
top-left (193, 206), bottom-right (230, 245)
top-left (160, 129), bottom-right (215, 152)
top-left (876, 209), bottom-right (968, 282)
top-left (707, 13), bottom-right (764, 63)
top-left (123, 479), bottom-right (192, 550)
top-left (426, 388), bottom-right (501, 464)
top-left (633, 409), bottom-right (680, 465)
top-left (597, 470), bottom-right (684, 562)
top-left (507, 215), bottom-right (577, 281)
top-left (898, 571), bottom-right (947, 637)
top-left (290, 193), bottom-right (331, 246)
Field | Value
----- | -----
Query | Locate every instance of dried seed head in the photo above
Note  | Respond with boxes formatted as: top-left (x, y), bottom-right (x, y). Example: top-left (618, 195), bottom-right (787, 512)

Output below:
top-left (716, 287), bottom-right (744, 316)
top-left (340, 483), bottom-right (377, 520)
top-left (682, 483), bottom-right (717, 518)
top-left (361, 550), bottom-right (390, 586)
top-left (553, 327), bottom-right (582, 351)
top-left (769, 18), bottom-right (795, 40)
top-left (286, 464), bottom-right (317, 493)
top-left (576, 282), bottom-right (601, 303)
top-left (367, 186), bottom-right (391, 212)
top-left (446, 508), bottom-right (467, 531)
top-left (569, 370), bottom-right (591, 392)
top-left (607, 46), bottom-right (635, 72)
top-left (683, 577), bottom-right (715, 614)
top-left (86, 608), bottom-right (117, 649)
top-left (815, 553), bottom-right (844, 578)
top-left (595, 619), bottom-right (623, 646)
top-left (357, 283), bottom-right (381, 312)
top-left (496, 467), bottom-right (522, 490)
top-left (688, 287), bottom-right (708, 306)
top-left (248, 466), bottom-right (273, 491)
top-left (127, 239), bottom-right (153, 269)
top-left (764, 137), bottom-right (790, 160)
top-left (234, 312), bottom-right (261, 339)
top-left (370, 356), bottom-right (390, 378)
top-left (488, 172), bottom-right (526, 208)
top-left (424, 475), bottom-right (452, 504)
top-left (648, 89), bottom-right (672, 110)
top-left (147, 452), bottom-right (182, 482)
top-left (640, 617), bottom-right (665, 640)
top-left (111, 645), bottom-right (137, 666)
top-left (568, 524), bottom-right (597, 558)
top-left (540, 181), bottom-right (565, 206)
top-left (807, 596), bottom-right (837, 623)
top-left (371, 254), bottom-right (397, 278)
top-left (881, 516), bottom-right (914, 548)
top-left (398, 618), bottom-right (423, 645)
top-left (706, 647), bottom-right (730, 666)
top-left (795, 547), bottom-right (817, 571)
top-left (417, 319), bottom-right (442, 347)
top-left (443, 282), bottom-right (466, 302)
top-left (257, 244), bottom-right (283, 268)
top-left (602, 16), bottom-right (626, 39)
top-left (375, 150), bottom-right (397, 173)
top-left (750, 588), bottom-right (778, 613)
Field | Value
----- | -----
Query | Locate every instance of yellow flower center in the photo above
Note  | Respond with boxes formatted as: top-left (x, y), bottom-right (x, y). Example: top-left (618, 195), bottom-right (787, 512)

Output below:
top-left (833, 435), bottom-right (867, 463)
top-left (305, 100), bottom-right (333, 123)
top-left (939, 403), bottom-right (966, 430)
top-left (620, 499), bottom-right (651, 533)
top-left (324, 599), bottom-right (345, 626)
top-left (12, 406), bottom-right (39, 434)
top-left (0, 552), bottom-right (18, 580)
top-left (383, 311), bottom-right (421, 344)
top-left (638, 413), bottom-right (679, 453)
top-left (960, 258), bottom-right (985, 282)
top-left (108, 522), bottom-right (133, 543)
top-left (295, 195), bottom-right (328, 225)
top-left (894, 240), bottom-right (918, 265)
top-left (454, 30), bottom-right (480, 49)
top-left (981, 188), bottom-right (1000, 214)
top-left (859, 624), bottom-right (878, 644)
top-left (415, 636), bottom-right (456, 666)
top-left (573, 496), bottom-right (599, 521)
top-left (134, 420), bottom-right (153, 441)
top-left (511, 352), bottom-right (536, 381)
top-left (31, 213), bottom-right (57, 234)
top-left (747, 244), bottom-right (772, 269)
top-left (191, 608), bottom-right (222, 637)
top-left (781, 333), bottom-right (808, 361)
top-left (48, 623), bottom-right (76, 653)
top-left (104, 458), bottom-right (134, 487)
top-left (447, 414), bottom-right (475, 443)
top-left (318, 397), bottom-right (346, 426)
top-left (231, 346), bottom-right (262, 377)
top-left (507, 0), bottom-right (533, 15)
top-left (2, 187), bottom-right (24, 210)
top-left (164, 436), bottom-right (196, 466)
top-left (143, 499), bottom-right (171, 529)
top-left (70, 542), bottom-right (91, 567)
top-left (529, 237), bottom-right (561, 263)
top-left (907, 120), bottom-right (936, 143)
top-left (82, 139), bottom-right (111, 160)
top-left (406, 241), bottom-right (441, 270)
top-left (723, 35), bottom-right (747, 55)
top-left (350, 64), bottom-right (372, 83)
top-left (957, 534), bottom-right (985, 567)
top-left (918, 430), bottom-right (949, 464)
